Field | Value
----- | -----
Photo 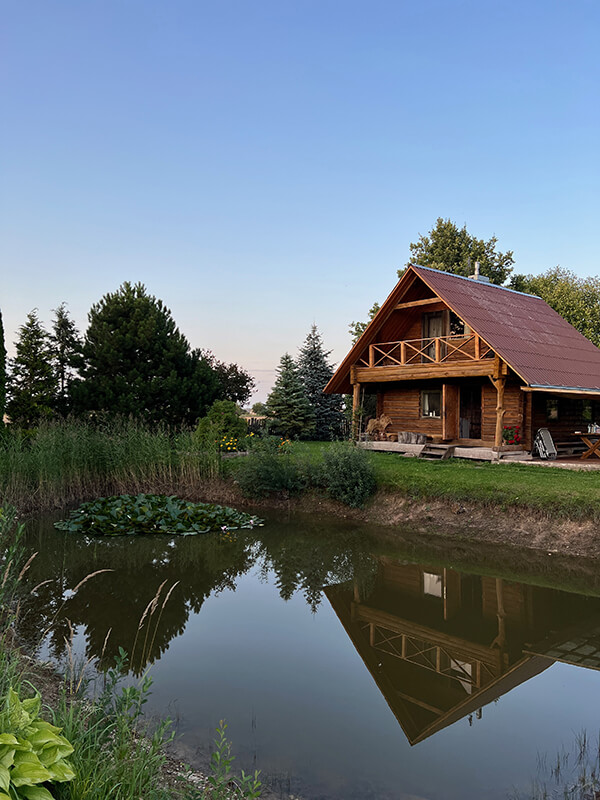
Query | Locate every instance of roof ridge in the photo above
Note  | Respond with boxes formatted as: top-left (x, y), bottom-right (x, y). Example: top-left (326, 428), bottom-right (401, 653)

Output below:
top-left (410, 263), bottom-right (542, 299)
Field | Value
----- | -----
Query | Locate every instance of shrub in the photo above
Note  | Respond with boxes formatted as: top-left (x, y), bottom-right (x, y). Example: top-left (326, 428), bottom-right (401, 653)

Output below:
top-left (195, 401), bottom-right (248, 448)
top-left (235, 438), bottom-right (305, 498)
top-left (319, 442), bottom-right (376, 508)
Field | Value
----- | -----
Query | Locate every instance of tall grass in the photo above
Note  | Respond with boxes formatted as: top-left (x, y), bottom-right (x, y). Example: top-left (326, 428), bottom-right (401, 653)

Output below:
top-left (0, 418), bottom-right (222, 512)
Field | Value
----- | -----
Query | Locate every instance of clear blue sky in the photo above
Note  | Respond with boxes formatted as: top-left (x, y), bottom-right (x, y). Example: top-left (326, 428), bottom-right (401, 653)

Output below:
top-left (2, 0), bottom-right (598, 401)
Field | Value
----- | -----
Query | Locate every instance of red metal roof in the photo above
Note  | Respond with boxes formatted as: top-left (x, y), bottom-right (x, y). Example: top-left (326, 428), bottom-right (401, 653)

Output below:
top-left (325, 265), bottom-right (600, 393)
top-left (414, 265), bottom-right (600, 391)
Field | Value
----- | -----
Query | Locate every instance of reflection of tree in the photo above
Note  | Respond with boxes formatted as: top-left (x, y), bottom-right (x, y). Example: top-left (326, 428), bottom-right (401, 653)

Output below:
top-left (256, 525), bottom-right (378, 611)
top-left (18, 524), bottom-right (257, 675)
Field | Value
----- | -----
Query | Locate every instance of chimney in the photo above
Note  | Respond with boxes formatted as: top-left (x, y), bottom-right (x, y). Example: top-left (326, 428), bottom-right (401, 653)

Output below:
top-left (470, 260), bottom-right (490, 283)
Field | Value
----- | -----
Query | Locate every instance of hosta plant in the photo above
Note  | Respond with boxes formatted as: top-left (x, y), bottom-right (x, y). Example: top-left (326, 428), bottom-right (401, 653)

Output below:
top-left (0, 687), bottom-right (75, 799)
top-left (54, 494), bottom-right (263, 536)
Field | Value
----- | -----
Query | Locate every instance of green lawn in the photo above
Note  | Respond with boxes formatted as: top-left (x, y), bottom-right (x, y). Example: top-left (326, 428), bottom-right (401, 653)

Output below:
top-left (289, 442), bottom-right (600, 520)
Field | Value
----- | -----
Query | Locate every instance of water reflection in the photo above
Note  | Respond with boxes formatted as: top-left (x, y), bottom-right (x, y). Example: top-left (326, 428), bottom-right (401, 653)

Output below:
top-left (17, 511), bottom-right (600, 773)
top-left (326, 558), bottom-right (600, 745)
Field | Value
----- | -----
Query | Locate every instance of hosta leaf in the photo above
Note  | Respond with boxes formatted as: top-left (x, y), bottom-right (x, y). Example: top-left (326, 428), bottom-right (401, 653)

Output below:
top-left (17, 786), bottom-right (56, 800)
top-left (46, 759), bottom-right (75, 782)
top-left (10, 760), bottom-right (51, 787)
top-left (0, 764), bottom-right (9, 791)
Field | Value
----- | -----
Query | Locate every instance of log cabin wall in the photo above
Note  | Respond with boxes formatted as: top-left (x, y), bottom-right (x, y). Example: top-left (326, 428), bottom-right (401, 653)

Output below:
top-left (531, 394), bottom-right (600, 441)
top-left (380, 385), bottom-right (443, 437)
top-left (481, 382), bottom-right (523, 442)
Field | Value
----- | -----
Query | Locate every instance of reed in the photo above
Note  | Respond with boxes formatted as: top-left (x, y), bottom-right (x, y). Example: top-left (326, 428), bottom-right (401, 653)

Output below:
top-left (0, 418), bottom-right (223, 512)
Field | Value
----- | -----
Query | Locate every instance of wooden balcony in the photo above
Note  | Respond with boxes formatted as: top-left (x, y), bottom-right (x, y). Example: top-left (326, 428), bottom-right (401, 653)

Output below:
top-left (353, 334), bottom-right (496, 383)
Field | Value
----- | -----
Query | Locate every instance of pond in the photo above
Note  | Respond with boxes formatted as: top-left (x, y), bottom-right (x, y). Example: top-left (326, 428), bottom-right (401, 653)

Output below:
top-left (18, 510), bottom-right (600, 800)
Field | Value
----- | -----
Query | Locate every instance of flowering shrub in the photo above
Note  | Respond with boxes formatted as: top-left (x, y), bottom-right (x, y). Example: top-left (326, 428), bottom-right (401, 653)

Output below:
top-left (502, 424), bottom-right (521, 445)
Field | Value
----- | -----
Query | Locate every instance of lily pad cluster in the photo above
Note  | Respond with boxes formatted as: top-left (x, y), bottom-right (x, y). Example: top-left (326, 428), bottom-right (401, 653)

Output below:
top-left (0, 687), bottom-right (75, 799)
top-left (54, 494), bottom-right (264, 536)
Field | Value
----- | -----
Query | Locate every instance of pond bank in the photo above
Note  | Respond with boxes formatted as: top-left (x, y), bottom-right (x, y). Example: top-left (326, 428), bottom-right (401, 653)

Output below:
top-left (192, 479), bottom-right (600, 561)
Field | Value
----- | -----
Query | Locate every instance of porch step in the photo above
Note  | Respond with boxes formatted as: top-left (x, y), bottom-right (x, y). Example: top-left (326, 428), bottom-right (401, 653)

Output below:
top-left (419, 444), bottom-right (456, 460)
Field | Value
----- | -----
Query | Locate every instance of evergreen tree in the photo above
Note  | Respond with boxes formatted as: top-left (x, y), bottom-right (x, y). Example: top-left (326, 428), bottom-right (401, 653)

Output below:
top-left (50, 302), bottom-right (82, 415)
top-left (74, 282), bottom-right (220, 426)
top-left (0, 309), bottom-right (5, 424)
top-left (296, 324), bottom-right (344, 440)
top-left (266, 353), bottom-right (315, 439)
top-left (7, 310), bottom-right (58, 428)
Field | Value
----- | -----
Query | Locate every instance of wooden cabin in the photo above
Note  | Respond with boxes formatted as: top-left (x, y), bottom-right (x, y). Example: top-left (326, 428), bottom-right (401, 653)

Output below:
top-left (324, 265), bottom-right (600, 455)
top-left (325, 557), bottom-right (600, 745)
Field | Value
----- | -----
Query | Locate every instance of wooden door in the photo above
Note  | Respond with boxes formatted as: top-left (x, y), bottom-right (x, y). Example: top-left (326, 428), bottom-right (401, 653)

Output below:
top-left (459, 384), bottom-right (482, 439)
top-left (422, 312), bottom-right (444, 362)
top-left (443, 384), bottom-right (459, 440)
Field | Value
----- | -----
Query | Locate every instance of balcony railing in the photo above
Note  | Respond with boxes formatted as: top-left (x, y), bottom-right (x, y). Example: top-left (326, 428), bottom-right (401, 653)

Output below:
top-left (358, 334), bottom-right (493, 368)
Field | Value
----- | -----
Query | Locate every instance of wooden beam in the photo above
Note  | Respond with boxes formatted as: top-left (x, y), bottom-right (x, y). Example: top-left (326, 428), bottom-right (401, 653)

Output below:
top-left (352, 382), bottom-right (361, 439)
top-left (492, 373), bottom-right (506, 448)
top-left (395, 297), bottom-right (442, 310)
top-left (355, 360), bottom-right (495, 383)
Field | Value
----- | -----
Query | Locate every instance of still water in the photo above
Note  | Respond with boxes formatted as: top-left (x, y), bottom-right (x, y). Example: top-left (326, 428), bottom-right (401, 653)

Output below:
top-left (19, 511), bottom-right (600, 800)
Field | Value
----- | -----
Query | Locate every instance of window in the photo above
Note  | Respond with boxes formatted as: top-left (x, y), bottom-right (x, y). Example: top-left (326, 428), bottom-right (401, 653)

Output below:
top-left (422, 390), bottom-right (441, 418)
top-left (449, 311), bottom-right (470, 337)
top-left (546, 398), bottom-right (559, 421)
top-left (423, 572), bottom-right (443, 597)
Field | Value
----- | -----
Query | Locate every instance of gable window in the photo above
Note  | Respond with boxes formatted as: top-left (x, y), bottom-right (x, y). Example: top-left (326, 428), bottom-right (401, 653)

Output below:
top-left (449, 311), bottom-right (470, 337)
top-left (421, 390), bottom-right (441, 418)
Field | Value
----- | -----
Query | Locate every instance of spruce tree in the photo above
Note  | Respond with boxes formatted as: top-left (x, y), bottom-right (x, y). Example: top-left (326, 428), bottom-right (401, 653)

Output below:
top-left (7, 310), bottom-right (58, 428)
top-left (266, 353), bottom-right (315, 439)
top-left (51, 302), bottom-right (83, 415)
top-left (296, 324), bottom-right (343, 440)
top-left (0, 309), bottom-right (5, 424)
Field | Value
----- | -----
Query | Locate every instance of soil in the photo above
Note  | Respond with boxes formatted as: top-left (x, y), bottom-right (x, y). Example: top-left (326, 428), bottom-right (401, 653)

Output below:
top-left (190, 479), bottom-right (600, 561)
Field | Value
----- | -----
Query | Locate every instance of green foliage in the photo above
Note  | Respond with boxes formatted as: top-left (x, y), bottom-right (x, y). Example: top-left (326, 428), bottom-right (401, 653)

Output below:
top-left (0, 310), bottom-right (5, 425)
top-left (7, 311), bottom-right (58, 429)
top-left (0, 418), bottom-right (222, 514)
top-left (250, 402), bottom-right (267, 416)
top-left (319, 442), bottom-right (376, 508)
top-left (348, 302), bottom-right (380, 344)
top-left (235, 437), bottom-right (304, 498)
top-left (50, 304), bottom-right (82, 417)
top-left (74, 282), bottom-right (220, 426)
top-left (405, 217), bottom-right (514, 285)
top-left (296, 325), bottom-right (344, 440)
top-left (266, 354), bottom-right (314, 439)
top-left (509, 266), bottom-right (600, 347)
top-left (54, 649), bottom-right (174, 800)
top-left (191, 720), bottom-right (261, 800)
top-left (195, 400), bottom-right (248, 447)
top-left (0, 686), bottom-right (75, 799)
top-left (54, 494), bottom-right (263, 536)
top-left (200, 351), bottom-right (256, 407)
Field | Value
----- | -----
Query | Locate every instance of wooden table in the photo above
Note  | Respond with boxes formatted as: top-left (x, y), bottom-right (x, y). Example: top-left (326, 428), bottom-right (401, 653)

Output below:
top-left (575, 433), bottom-right (600, 459)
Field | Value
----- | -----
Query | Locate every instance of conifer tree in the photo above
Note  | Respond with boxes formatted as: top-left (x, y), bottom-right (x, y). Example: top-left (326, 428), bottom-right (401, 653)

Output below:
top-left (296, 324), bottom-right (343, 440)
top-left (74, 282), bottom-right (219, 426)
top-left (266, 353), bottom-right (315, 439)
top-left (7, 310), bottom-right (58, 428)
top-left (51, 302), bottom-right (82, 415)
top-left (0, 309), bottom-right (5, 424)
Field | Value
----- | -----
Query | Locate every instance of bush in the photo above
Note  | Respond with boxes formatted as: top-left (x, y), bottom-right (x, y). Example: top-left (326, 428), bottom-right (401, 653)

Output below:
top-left (235, 437), bottom-right (305, 498)
top-left (319, 442), bottom-right (376, 508)
top-left (195, 400), bottom-right (248, 449)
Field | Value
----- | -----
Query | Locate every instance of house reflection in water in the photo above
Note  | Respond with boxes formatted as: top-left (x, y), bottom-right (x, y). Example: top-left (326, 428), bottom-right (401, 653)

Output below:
top-left (325, 558), bottom-right (600, 745)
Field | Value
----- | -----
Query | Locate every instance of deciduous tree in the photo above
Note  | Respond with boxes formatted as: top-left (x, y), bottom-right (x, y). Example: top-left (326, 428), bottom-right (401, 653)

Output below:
top-left (405, 217), bottom-right (514, 285)
top-left (200, 350), bottom-right (255, 406)
top-left (510, 267), bottom-right (600, 347)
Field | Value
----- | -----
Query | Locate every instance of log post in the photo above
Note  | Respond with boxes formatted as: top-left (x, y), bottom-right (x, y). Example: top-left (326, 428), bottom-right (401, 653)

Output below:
top-left (352, 381), bottom-right (361, 440)
top-left (369, 345), bottom-right (374, 367)
top-left (474, 334), bottom-right (480, 360)
top-left (435, 337), bottom-right (441, 362)
top-left (400, 341), bottom-right (406, 364)
top-left (493, 375), bottom-right (506, 449)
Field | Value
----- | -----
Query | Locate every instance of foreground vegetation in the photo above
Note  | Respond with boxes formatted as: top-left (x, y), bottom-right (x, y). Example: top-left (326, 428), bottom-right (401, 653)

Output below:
top-left (0, 507), bottom-right (263, 799)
